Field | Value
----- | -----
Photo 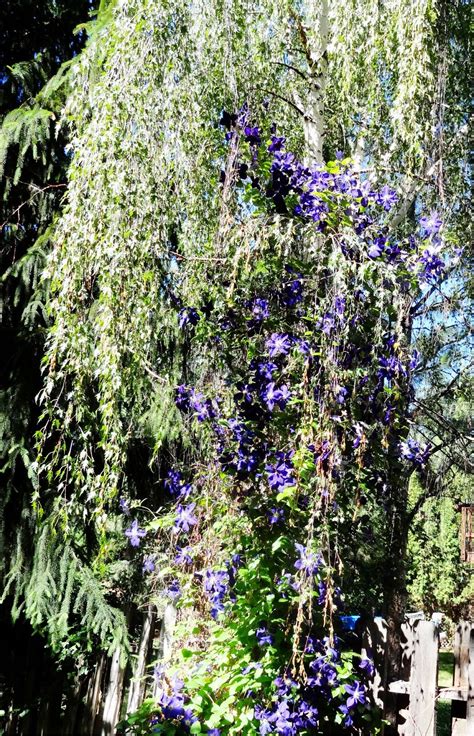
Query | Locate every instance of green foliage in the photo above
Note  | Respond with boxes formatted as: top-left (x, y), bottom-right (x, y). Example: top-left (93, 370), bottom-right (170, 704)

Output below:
top-left (0, 0), bottom-right (471, 728)
top-left (406, 475), bottom-right (473, 618)
top-left (1, 523), bottom-right (129, 656)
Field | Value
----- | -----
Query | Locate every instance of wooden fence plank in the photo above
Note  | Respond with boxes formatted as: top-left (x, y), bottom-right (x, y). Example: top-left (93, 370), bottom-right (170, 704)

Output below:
top-left (454, 621), bottom-right (471, 688)
top-left (127, 604), bottom-right (156, 713)
top-left (100, 649), bottom-right (127, 736)
top-left (467, 625), bottom-right (474, 728)
top-left (400, 620), bottom-right (438, 736)
top-left (361, 617), bottom-right (387, 708)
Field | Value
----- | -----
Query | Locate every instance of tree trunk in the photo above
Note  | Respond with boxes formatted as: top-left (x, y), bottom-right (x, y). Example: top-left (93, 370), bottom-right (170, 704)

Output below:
top-left (381, 476), bottom-right (411, 734)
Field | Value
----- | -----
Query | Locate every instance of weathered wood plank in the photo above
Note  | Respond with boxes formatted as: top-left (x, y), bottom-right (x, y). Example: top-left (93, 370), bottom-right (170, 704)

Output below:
top-left (467, 625), bottom-right (474, 728)
top-left (388, 679), bottom-right (409, 694)
top-left (100, 649), bottom-right (127, 736)
top-left (454, 621), bottom-right (471, 688)
top-left (361, 617), bottom-right (387, 708)
top-left (438, 687), bottom-right (467, 701)
top-left (401, 619), bottom-right (439, 736)
top-left (127, 604), bottom-right (156, 712)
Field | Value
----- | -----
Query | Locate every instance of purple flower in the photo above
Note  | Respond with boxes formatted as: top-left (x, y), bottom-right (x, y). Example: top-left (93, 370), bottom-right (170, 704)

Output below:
top-left (251, 298), bottom-right (270, 321)
top-left (175, 384), bottom-right (190, 410)
top-left (352, 423), bottom-right (364, 449)
top-left (166, 579), bottom-right (181, 600)
top-left (178, 307), bottom-right (200, 328)
top-left (268, 507), bottom-right (285, 524)
top-left (256, 626), bottom-right (274, 646)
top-left (175, 546), bottom-right (193, 565)
top-left (142, 555), bottom-right (156, 574)
top-left (377, 185), bottom-right (398, 211)
top-left (399, 439), bottom-right (431, 466)
top-left (359, 657), bottom-right (375, 677)
top-left (204, 569), bottom-right (230, 619)
top-left (263, 382), bottom-right (291, 411)
top-left (266, 460), bottom-right (294, 492)
top-left (188, 388), bottom-right (218, 422)
top-left (174, 503), bottom-right (198, 533)
top-left (335, 386), bottom-right (348, 404)
top-left (345, 681), bottom-right (367, 708)
top-left (257, 361), bottom-right (278, 380)
top-left (339, 704), bottom-right (354, 727)
top-left (268, 135), bottom-right (286, 152)
top-left (334, 295), bottom-right (346, 317)
top-left (165, 469), bottom-right (193, 499)
top-left (271, 150), bottom-right (296, 174)
top-left (409, 350), bottom-right (420, 371)
top-left (420, 209), bottom-right (442, 237)
top-left (281, 279), bottom-right (303, 307)
top-left (119, 497), bottom-right (130, 515)
top-left (266, 333), bottom-right (292, 357)
top-left (294, 543), bottom-right (321, 575)
top-left (263, 382), bottom-right (281, 411)
top-left (419, 243), bottom-right (445, 282)
top-left (208, 730), bottom-right (221, 736)
top-left (125, 520), bottom-right (147, 547)
top-left (319, 312), bottom-right (335, 335)
top-left (295, 338), bottom-right (311, 355)
top-left (244, 125), bottom-right (261, 146)
top-left (254, 706), bottom-right (274, 735)
top-left (298, 701), bottom-right (318, 726)
top-left (368, 237), bottom-right (386, 258)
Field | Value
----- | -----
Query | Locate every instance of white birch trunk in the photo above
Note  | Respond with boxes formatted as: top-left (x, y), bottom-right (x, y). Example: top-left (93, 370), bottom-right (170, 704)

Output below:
top-left (293, 0), bottom-right (329, 165)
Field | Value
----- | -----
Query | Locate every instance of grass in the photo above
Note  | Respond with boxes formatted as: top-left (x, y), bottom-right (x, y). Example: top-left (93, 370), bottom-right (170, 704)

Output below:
top-left (437, 650), bottom-right (454, 736)
top-left (437, 700), bottom-right (451, 736)
top-left (438, 650), bottom-right (454, 688)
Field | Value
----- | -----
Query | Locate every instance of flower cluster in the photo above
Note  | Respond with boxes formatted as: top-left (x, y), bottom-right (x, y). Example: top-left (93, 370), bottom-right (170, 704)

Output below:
top-left (152, 673), bottom-right (197, 729)
top-left (129, 112), bottom-right (449, 735)
top-left (399, 438), bottom-right (431, 466)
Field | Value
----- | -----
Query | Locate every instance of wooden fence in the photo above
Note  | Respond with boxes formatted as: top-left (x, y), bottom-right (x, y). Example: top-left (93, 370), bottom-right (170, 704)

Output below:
top-left (361, 617), bottom-right (474, 735)
top-left (1, 609), bottom-right (473, 735)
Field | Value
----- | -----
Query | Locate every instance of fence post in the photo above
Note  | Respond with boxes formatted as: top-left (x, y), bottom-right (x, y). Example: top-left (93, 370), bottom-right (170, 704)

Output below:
top-left (401, 619), bottom-right (439, 736)
top-left (127, 604), bottom-right (156, 713)
top-left (467, 625), bottom-right (474, 728)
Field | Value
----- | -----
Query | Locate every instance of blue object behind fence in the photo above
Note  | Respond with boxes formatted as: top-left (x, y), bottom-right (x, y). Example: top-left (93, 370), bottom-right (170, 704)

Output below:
top-left (340, 615), bottom-right (360, 631)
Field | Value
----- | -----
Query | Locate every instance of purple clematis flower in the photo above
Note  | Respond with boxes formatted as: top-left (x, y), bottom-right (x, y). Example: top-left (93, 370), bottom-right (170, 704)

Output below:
top-left (119, 497), bottom-right (130, 515)
top-left (420, 209), bottom-right (442, 237)
top-left (345, 681), bottom-right (367, 708)
top-left (125, 520), bottom-right (147, 547)
top-left (266, 460), bottom-right (294, 492)
top-left (256, 626), bottom-right (274, 646)
top-left (166, 579), bottom-right (181, 600)
top-left (178, 307), bottom-right (200, 328)
top-left (266, 332), bottom-right (292, 357)
top-left (268, 135), bottom-right (286, 152)
top-left (142, 555), bottom-right (156, 574)
top-left (359, 657), bottom-right (375, 677)
top-left (175, 546), bottom-right (193, 565)
top-left (244, 125), bottom-right (261, 146)
top-left (174, 503), bottom-right (198, 533)
top-left (294, 543), bottom-right (320, 575)
top-left (251, 298), bottom-right (270, 321)
top-left (377, 185), bottom-right (398, 211)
